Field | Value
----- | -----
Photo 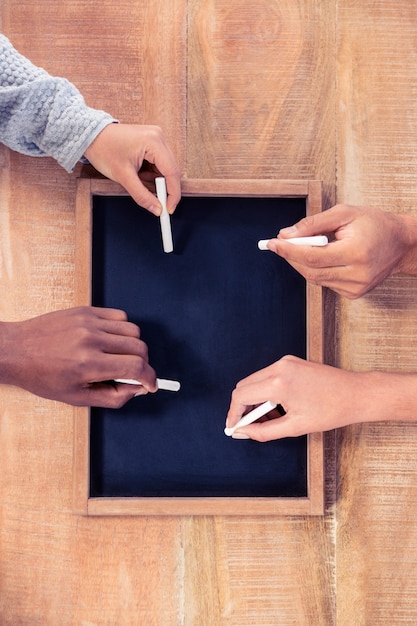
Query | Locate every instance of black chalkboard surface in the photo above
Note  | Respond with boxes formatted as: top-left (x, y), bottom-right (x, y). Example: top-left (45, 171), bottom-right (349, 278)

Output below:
top-left (90, 194), bottom-right (308, 499)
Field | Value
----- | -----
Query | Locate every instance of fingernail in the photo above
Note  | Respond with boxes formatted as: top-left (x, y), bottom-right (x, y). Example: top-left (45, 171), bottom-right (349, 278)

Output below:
top-left (232, 431), bottom-right (250, 440)
top-left (151, 204), bottom-right (162, 216)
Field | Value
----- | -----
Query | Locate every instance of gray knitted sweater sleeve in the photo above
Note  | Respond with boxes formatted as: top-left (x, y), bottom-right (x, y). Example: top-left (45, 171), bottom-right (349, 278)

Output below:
top-left (0, 35), bottom-right (116, 172)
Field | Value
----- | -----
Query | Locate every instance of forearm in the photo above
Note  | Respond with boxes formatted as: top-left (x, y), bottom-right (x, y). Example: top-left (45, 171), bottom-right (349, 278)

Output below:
top-left (0, 34), bottom-right (115, 172)
top-left (0, 321), bottom-right (14, 386)
top-left (394, 214), bottom-right (417, 276)
top-left (226, 357), bottom-right (417, 441)
top-left (359, 370), bottom-right (417, 424)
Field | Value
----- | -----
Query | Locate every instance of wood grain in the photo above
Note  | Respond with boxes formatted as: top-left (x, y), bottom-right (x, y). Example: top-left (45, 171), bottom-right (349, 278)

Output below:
top-left (4, 0), bottom-right (417, 623)
top-left (336, 2), bottom-right (417, 625)
top-left (187, 0), bottom-right (336, 206)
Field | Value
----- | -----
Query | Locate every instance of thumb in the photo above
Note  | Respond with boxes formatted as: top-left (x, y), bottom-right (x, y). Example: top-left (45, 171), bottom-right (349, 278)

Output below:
top-left (79, 383), bottom-right (139, 409)
top-left (235, 414), bottom-right (293, 442)
top-left (117, 169), bottom-right (162, 216)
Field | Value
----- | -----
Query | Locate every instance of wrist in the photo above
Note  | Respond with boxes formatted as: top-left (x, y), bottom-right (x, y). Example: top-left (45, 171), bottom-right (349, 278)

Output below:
top-left (0, 321), bottom-right (20, 386)
top-left (83, 121), bottom-right (119, 166)
top-left (395, 214), bottom-right (417, 276)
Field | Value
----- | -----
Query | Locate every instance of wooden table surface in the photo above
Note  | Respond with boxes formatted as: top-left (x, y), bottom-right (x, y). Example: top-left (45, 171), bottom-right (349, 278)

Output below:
top-left (1, 1), bottom-right (417, 624)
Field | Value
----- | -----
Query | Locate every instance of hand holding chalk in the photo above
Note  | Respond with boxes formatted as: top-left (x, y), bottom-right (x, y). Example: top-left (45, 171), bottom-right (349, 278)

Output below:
top-left (155, 177), bottom-right (174, 253)
top-left (115, 378), bottom-right (181, 392)
top-left (224, 400), bottom-right (277, 436)
top-left (258, 235), bottom-right (328, 250)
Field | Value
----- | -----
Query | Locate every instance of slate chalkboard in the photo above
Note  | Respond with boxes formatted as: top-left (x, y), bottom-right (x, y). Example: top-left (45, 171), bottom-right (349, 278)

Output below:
top-left (89, 194), bottom-right (308, 499)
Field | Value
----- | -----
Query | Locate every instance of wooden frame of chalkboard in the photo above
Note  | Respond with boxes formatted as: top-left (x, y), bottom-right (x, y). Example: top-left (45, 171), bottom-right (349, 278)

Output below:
top-left (73, 178), bottom-right (324, 516)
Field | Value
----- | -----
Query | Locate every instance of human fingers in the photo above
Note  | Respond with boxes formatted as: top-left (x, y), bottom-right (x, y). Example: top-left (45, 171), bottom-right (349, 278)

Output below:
top-left (66, 306), bottom-right (129, 324)
top-left (98, 333), bottom-right (149, 358)
top-left (268, 236), bottom-right (352, 269)
top-left (99, 317), bottom-right (142, 339)
top-left (118, 164), bottom-right (181, 216)
top-left (129, 127), bottom-right (181, 214)
top-left (93, 306), bottom-right (129, 321)
top-left (275, 249), bottom-right (377, 298)
top-left (85, 354), bottom-right (157, 392)
top-left (118, 167), bottom-right (164, 216)
top-left (71, 382), bottom-right (140, 409)
top-left (141, 127), bottom-right (181, 214)
top-left (73, 307), bottom-right (142, 340)
top-left (226, 377), bottom-right (283, 429)
top-left (225, 370), bottom-right (269, 429)
top-left (233, 413), bottom-right (296, 442)
top-left (278, 204), bottom-right (356, 240)
top-left (84, 124), bottom-right (168, 216)
top-left (164, 170), bottom-right (182, 215)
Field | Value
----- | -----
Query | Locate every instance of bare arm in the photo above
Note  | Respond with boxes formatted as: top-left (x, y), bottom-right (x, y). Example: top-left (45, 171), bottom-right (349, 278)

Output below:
top-left (0, 307), bottom-right (157, 408)
top-left (226, 356), bottom-right (417, 441)
top-left (266, 204), bottom-right (417, 299)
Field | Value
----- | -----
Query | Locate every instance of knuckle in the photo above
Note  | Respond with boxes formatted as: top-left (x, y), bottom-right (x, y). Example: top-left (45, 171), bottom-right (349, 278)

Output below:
top-left (126, 322), bottom-right (141, 339)
top-left (231, 387), bottom-right (242, 403)
top-left (302, 215), bottom-right (315, 229)
top-left (133, 358), bottom-right (148, 379)
top-left (137, 341), bottom-right (149, 361)
top-left (74, 352), bottom-right (94, 378)
top-left (71, 307), bottom-right (90, 325)
top-left (346, 287), bottom-right (366, 300)
top-left (251, 429), bottom-right (273, 443)
top-left (304, 267), bottom-right (333, 287)
top-left (111, 395), bottom-right (129, 410)
top-left (303, 267), bottom-right (320, 283)
top-left (276, 355), bottom-right (299, 379)
top-left (255, 432), bottom-right (270, 443)
top-left (298, 214), bottom-right (319, 231)
top-left (280, 354), bottom-right (298, 365)
top-left (75, 325), bottom-right (96, 347)
top-left (114, 308), bottom-right (128, 321)
top-left (148, 124), bottom-right (163, 140)
top-left (303, 248), bottom-right (322, 268)
top-left (103, 395), bottom-right (127, 410)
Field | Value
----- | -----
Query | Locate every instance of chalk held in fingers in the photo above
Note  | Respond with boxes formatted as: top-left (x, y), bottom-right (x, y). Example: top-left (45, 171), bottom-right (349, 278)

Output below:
top-left (258, 235), bottom-right (328, 250)
top-left (155, 176), bottom-right (174, 253)
top-left (257, 239), bottom-right (271, 250)
top-left (224, 400), bottom-right (277, 437)
top-left (114, 378), bottom-right (181, 392)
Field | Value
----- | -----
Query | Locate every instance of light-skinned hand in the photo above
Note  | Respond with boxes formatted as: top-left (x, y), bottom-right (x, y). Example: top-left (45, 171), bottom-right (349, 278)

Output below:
top-left (84, 123), bottom-right (181, 216)
top-left (226, 355), bottom-right (417, 440)
top-left (266, 204), bottom-right (417, 299)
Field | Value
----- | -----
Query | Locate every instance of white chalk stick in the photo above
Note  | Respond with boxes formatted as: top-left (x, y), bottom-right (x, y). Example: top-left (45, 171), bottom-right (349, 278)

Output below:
top-left (114, 378), bottom-right (181, 392)
top-left (257, 239), bottom-right (270, 250)
top-left (258, 235), bottom-right (328, 250)
top-left (224, 400), bottom-right (277, 437)
top-left (155, 177), bottom-right (174, 253)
